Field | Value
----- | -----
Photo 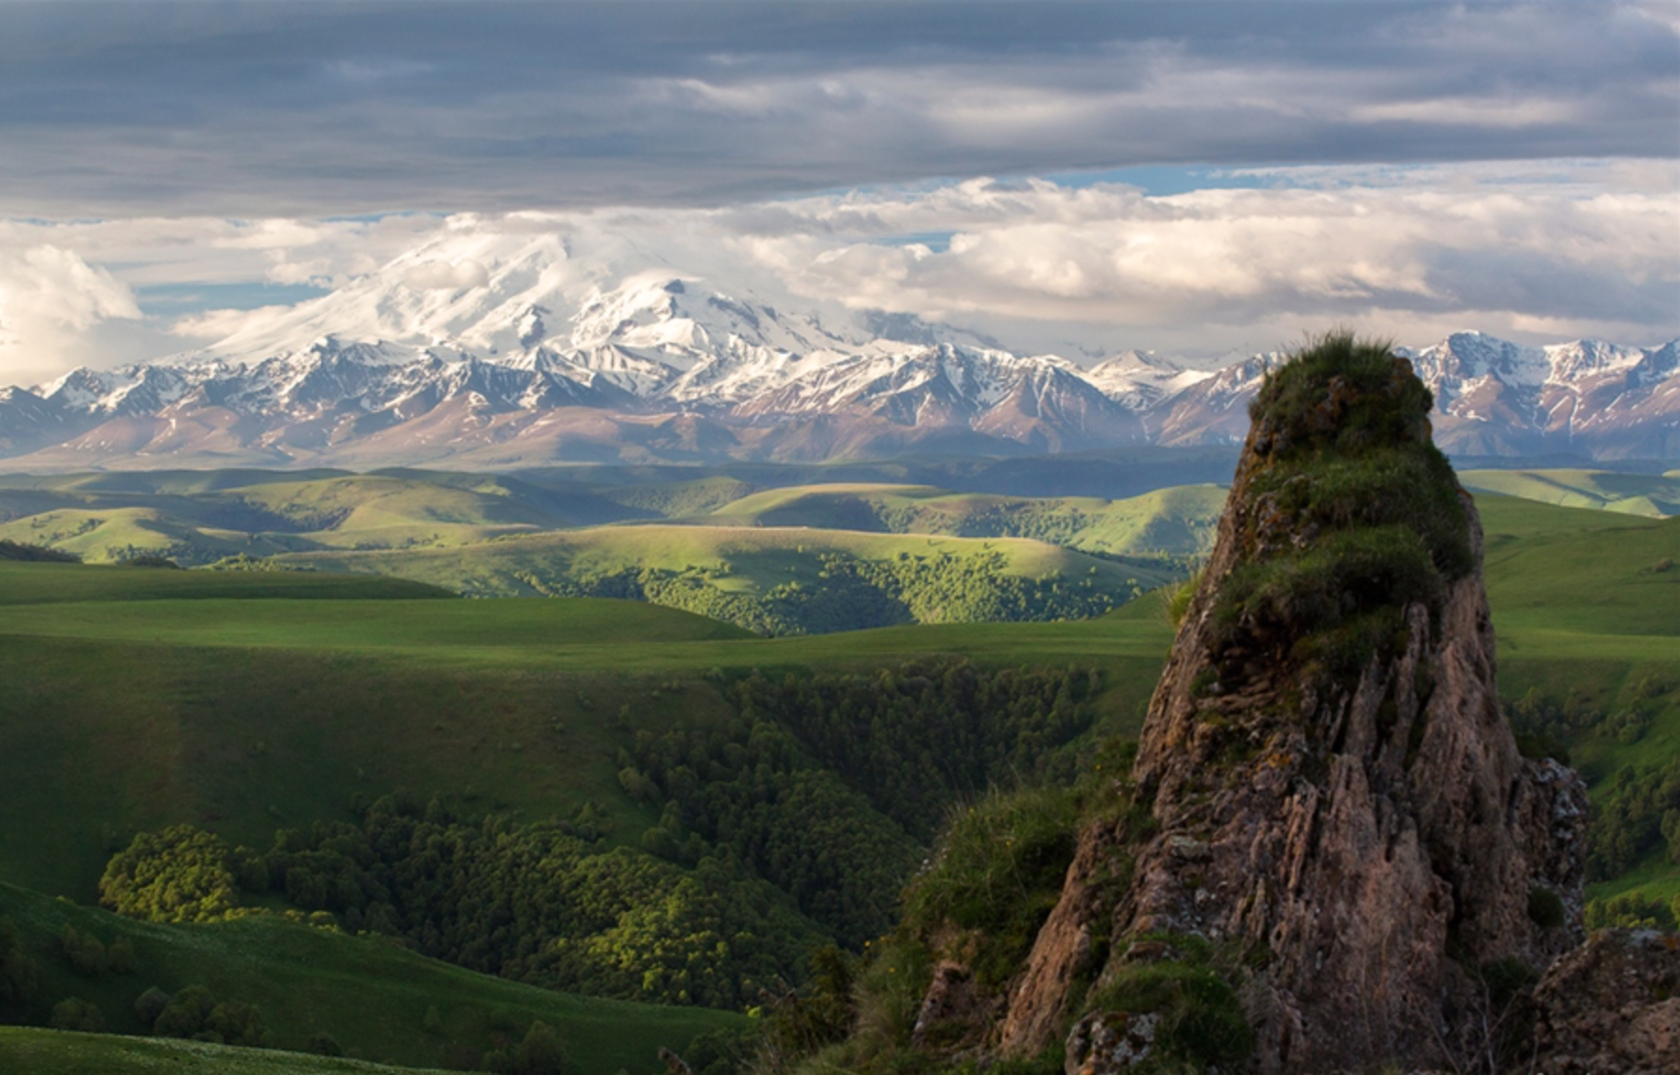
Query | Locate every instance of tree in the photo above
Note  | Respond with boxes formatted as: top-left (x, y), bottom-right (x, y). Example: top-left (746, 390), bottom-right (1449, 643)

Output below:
top-left (49, 997), bottom-right (106, 1032)
top-left (100, 826), bottom-right (238, 923)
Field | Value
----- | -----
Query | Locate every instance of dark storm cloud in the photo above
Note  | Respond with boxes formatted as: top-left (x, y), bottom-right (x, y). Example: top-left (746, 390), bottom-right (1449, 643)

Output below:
top-left (0, 1), bottom-right (1674, 215)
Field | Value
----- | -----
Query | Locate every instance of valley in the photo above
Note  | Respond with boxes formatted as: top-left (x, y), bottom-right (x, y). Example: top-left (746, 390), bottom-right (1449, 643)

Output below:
top-left (0, 461), bottom-right (1675, 1072)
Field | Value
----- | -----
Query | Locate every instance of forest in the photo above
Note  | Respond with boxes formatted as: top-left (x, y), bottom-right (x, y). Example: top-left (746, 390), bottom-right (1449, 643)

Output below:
top-left (91, 661), bottom-right (1103, 1024)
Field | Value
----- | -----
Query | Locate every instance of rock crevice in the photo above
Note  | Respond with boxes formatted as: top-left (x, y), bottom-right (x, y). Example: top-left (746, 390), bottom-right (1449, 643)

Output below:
top-left (998, 336), bottom-right (1591, 1073)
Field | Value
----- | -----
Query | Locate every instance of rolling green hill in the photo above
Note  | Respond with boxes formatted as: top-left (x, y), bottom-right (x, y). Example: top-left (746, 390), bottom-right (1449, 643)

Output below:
top-left (264, 525), bottom-right (1172, 635)
top-left (692, 481), bottom-right (1225, 558)
top-left (1461, 468), bottom-right (1680, 518)
top-left (0, 471), bottom-right (643, 565)
top-left (0, 485), bottom-right (1674, 1070)
top-left (0, 881), bottom-right (738, 1073)
top-left (0, 1029), bottom-right (454, 1075)
top-left (0, 472), bottom-right (1209, 637)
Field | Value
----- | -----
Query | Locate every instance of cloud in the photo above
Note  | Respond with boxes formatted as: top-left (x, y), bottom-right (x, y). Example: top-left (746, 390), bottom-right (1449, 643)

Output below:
top-left (1, 160), bottom-right (1674, 381)
top-left (0, 246), bottom-right (141, 382)
top-left (403, 259), bottom-right (490, 291)
top-left (743, 174), bottom-right (1680, 348)
top-left (0, 3), bottom-right (1671, 216)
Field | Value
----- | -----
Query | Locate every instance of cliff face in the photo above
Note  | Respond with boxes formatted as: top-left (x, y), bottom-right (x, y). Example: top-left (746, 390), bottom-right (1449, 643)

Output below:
top-left (998, 337), bottom-right (1589, 1072)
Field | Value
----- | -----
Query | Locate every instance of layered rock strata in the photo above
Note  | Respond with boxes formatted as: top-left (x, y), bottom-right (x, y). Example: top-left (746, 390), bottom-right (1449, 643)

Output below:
top-left (998, 337), bottom-right (1590, 1073)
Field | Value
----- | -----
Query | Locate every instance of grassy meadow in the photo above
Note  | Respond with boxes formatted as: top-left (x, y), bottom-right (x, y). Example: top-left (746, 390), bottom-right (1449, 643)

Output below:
top-left (0, 1029), bottom-right (455, 1075)
top-left (0, 466), bottom-right (1675, 1071)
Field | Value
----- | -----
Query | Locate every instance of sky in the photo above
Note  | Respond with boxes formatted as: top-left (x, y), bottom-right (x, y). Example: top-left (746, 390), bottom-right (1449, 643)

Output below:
top-left (0, 0), bottom-right (1676, 384)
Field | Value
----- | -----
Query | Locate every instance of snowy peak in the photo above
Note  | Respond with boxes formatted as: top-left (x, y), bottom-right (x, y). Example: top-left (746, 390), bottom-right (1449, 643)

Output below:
top-left (3, 315), bottom-right (1677, 467)
top-left (1402, 331), bottom-right (1549, 390)
top-left (1086, 349), bottom-right (1214, 410)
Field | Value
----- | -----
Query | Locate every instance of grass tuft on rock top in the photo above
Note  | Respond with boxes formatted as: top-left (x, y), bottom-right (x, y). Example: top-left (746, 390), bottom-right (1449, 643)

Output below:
top-left (1213, 332), bottom-right (1472, 679)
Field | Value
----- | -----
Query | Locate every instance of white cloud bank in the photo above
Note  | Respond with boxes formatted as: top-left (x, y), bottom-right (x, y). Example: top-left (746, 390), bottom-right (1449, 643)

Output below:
top-left (0, 162), bottom-right (1674, 382)
top-left (0, 246), bottom-right (141, 384)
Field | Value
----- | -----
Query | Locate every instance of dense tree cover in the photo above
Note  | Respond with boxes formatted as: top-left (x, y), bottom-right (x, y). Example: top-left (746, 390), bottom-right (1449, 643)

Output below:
top-left (1505, 678), bottom-right (1674, 765)
top-left (513, 551), bottom-right (1123, 636)
top-left (0, 539), bottom-right (78, 562)
top-left (1584, 889), bottom-right (1680, 930)
top-left (152, 984), bottom-right (270, 1047)
top-left (99, 825), bottom-right (240, 922)
top-left (731, 661), bottom-right (1099, 840)
top-left (481, 1018), bottom-right (572, 1075)
top-left (1586, 757), bottom-right (1680, 880)
top-left (622, 661), bottom-right (1099, 947)
top-left (49, 996), bottom-right (106, 1031)
top-left (103, 796), bottom-right (824, 1010)
top-left (740, 739), bottom-right (1145, 1075)
top-left (0, 917), bottom-right (36, 1007)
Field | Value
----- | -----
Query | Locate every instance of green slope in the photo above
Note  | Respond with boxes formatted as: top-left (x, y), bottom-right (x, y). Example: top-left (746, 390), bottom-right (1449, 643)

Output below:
top-left (1474, 494), bottom-right (1680, 908)
top-left (0, 882), bottom-right (738, 1073)
top-left (0, 1030), bottom-right (453, 1075)
top-left (0, 470), bottom-right (647, 566)
top-left (695, 481), bottom-right (1225, 558)
top-left (0, 488), bottom-right (1673, 1030)
top-left (1461, 468), bottom-right (1680, 518)
top-left (264, 525), bottom-right (1171, 635)
top-left (0, 555), bottom-right (1171, 904)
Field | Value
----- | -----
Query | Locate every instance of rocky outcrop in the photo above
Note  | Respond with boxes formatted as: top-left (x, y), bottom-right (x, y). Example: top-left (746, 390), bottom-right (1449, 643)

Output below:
top-left (1530, 928), bottom-right (1680, 1074)
top-left (997, 336), bottom-right (1591, 1073)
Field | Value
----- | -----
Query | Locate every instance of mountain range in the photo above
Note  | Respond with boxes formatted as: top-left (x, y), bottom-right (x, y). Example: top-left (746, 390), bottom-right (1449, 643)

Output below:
top-left (1, 233), bottom-right (1674, 468)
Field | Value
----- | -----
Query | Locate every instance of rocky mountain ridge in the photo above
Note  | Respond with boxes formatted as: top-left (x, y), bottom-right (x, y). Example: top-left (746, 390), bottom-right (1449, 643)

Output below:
top-left (892, 337), bottom-right (1677, 1074)
top-left (0, 251), bottom-right (1674, 467)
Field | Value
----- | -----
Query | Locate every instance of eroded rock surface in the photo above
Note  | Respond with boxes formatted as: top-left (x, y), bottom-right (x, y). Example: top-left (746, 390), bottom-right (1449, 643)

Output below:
top-left (1531, 928), bottom-right (1680, 1074)
top-left (998, 339), bottom-right (1591, 1073)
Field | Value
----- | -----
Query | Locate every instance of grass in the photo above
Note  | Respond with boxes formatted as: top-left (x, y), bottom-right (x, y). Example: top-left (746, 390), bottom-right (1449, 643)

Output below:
top-left (0, 882), bottom-right (740, 1073)
top-left (1461, 468), bottom-right (1680, 518)
top-left (0, 482), bottom-right (1671, 986)
top-left (694, 481), bottom-right (1225, 558)
top-left (0, 1028), bottom-right (456, 1075)
top-left (271, 525), bottom-right (1148, 595)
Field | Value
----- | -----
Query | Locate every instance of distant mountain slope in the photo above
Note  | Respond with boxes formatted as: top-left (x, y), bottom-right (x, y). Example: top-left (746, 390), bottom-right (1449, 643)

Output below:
top-left (1460, 468), bottom-right (1680, 517)
top-left (0, 239), bottom-right (1670, 466)
top-left (696, 482), bottom-right (1224, 557)
top-left (266, 526), bottom-right (1169, 636)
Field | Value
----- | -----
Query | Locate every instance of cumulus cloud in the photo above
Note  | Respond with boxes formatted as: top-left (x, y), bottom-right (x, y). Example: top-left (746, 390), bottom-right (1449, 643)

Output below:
top-left (0, 246), bottom-right (141, 382)
top-left (403, 259), bottom-right (490, 291)
top-left (1, 160), bottom-right (1674, 381)
top-left (731, 168), bottom-right (1680, 353)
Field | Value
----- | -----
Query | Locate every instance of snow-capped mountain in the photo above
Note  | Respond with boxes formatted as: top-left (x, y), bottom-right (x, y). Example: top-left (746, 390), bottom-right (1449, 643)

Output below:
top-left (0, 250), bottom-right (1674, 468)
top-left (1400, 332), bottom-right (1680, 458)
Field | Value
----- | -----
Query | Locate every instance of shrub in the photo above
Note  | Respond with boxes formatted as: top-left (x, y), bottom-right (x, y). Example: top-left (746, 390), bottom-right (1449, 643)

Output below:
top-left (899, 787), bottom-right (1081, 988)
top-left (1526, 886), bottom-right (1566, 931)
top-left (0, 917), bottom-right (36, 1004)
top-left (100, 825), bottom-right (239, 923)
top-left (134, 986), bottom-right (171, 1026)
top-left (59, 924), bottom-right (107, 977)
top-left (151, 983), bottom-right (269, 1047)
top-left (1083, 943), bottom-right (1253, 1073)
top-left (483, 1019), bottom-right (571, 1075)
top-left (107, 936), bottom-right (139, 974)
top-left (306, 1031), bottom-right (345, 1056)
top-left (49, 996), bottom-right (106, 1032)
top-left (153, 984), bottom-right (217, 1038)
